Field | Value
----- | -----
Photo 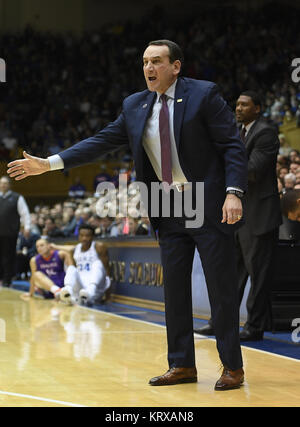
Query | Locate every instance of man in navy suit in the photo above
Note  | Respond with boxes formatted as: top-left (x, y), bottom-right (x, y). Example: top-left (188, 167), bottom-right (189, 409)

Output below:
top-left (8, 40), bottom-right (248, 390)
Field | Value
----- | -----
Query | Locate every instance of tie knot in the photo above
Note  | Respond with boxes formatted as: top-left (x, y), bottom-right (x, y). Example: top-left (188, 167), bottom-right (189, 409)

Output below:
top-left (160, 94), bottom-right (168, 103)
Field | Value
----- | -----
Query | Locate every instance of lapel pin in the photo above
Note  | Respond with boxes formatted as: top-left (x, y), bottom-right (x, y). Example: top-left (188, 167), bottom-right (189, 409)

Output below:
top-left (142, 104), bottom-right (148, 109)
top-left (177, 99), bottom-right (183, 103)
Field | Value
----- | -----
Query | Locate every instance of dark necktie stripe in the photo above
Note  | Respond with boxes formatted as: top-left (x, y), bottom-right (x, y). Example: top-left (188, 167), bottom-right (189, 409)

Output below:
top-left (159, 94), bottom-right (172, 185)
top-left (240, 127), bottom-right (246, 143)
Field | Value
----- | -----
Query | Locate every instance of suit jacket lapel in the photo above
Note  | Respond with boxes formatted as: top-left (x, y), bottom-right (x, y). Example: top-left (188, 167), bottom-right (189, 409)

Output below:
top-left (245, 119), bottom-right (259, 149)
top-left (173, 77), bottom-right (188, 150)
top-left (135, 91), bottom-right (156, 147)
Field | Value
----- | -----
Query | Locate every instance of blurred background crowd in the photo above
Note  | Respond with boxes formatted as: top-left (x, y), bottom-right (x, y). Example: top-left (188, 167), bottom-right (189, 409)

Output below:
top-left (0, 3), bottom-right (300, 161)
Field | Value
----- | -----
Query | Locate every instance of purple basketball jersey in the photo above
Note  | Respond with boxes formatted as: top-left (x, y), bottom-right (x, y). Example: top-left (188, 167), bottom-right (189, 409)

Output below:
top-left (35, 250), bottom-right (65, 288)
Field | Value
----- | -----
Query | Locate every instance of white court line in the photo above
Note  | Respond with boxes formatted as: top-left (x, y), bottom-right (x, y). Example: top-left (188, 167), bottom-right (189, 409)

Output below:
top-left (95, 330), bottom-right (164, 334)
top-left (0, 390), bottom-right (87, 407)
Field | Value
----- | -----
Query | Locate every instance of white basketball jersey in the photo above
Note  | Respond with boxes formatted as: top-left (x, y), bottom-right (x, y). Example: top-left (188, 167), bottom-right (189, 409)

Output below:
top-left (73, 241), bottom-right (99, 278)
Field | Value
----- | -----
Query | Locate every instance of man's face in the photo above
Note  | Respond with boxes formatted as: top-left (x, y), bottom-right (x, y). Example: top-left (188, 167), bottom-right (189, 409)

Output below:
top-left (78, 229), bottom-right (93, 247)
top-left (36, 239), bottom-right (51, 257)
top-left (45, 219), bottom-right (55, 230)
top-left (143, 45), bottom-right (181, 94)
top-left (128, 218), bottom-right (136, 234)
top-left (290, 163), bottom-right (299, 174)
top-left (288, 201), bottom-right (300, 222)
top-left (284, 178), bottom-right (295, 189)
top-left (0, 177), bottom-right (10, 193)
top-left (279, 168), bottom-right (289, 179)
top-left (235, 95), bottom-right (260, 125)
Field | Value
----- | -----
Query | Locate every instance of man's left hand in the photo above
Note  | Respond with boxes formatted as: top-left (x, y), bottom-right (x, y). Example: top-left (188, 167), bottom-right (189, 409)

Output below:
top-left (221, 194), bottom-right (243, 224)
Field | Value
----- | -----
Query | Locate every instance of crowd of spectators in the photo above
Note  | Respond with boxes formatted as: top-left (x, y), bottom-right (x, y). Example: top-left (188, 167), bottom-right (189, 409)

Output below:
top-left (28, 161), bottom-right (150, 241)
top-left (1, 3), bottom-right (300, 162)
top-left (277, 144), bottom-right (300, 194)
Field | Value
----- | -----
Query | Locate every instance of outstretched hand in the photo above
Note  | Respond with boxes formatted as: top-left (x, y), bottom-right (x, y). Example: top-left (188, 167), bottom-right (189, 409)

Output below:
top-left (7, 151), bottom-right (50, 181)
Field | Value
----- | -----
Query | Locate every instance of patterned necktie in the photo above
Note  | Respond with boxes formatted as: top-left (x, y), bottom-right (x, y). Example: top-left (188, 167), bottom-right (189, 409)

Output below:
top-left (240, 126), bottom-right (246, 143)
top-left (159, 94), bottom-right (172, 185)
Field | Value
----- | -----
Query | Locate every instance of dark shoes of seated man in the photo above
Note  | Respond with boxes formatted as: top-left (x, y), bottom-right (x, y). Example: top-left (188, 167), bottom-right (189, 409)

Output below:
top-left (194, 324), bottom-right (264, 341)
top-left (149, 366), bottom-right (244, 390)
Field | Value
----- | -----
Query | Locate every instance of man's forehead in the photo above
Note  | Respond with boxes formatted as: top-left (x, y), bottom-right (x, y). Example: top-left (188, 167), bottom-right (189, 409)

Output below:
top-left (236, 95), bottom-right (254, 105)
top-left (79, 230), bottom-right (92, 235)
top-left (143, 45), bottom-right (169, 59)
top-left (37, 239), bottom-right (47, 245)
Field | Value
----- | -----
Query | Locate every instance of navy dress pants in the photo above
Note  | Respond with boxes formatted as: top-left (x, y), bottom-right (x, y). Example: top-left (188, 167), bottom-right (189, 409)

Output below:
top-left (158, 216), bottom-right (243, 371)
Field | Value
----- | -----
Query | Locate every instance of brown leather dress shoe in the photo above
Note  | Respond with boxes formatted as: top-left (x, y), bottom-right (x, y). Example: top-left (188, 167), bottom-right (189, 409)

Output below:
top-left (149, 367), bottom-right (197, 386)
top-left (214, 366), bottom-right (244, 391)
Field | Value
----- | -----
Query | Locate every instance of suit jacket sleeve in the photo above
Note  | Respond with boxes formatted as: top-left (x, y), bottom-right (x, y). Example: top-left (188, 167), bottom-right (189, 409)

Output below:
top-left (202, 84), bottom-right (248, 192)
top-left (247, 126), bottom-right (279, 183)
top-left (59, 108), bottom-right (129, 170)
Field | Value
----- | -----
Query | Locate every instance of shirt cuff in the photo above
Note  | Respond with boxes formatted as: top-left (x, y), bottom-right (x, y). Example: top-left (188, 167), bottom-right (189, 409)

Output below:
top-left (226, 187), bottom-right (244, 193)
top-left (48, 154), bottom-right (64, 171)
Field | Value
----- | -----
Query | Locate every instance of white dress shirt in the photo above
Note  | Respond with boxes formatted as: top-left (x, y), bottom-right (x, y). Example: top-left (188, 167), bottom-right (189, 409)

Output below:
top-left (0, 191), bottom-right (31, 231)
top-left (142, 79), bottom-right (188, 185)
top-left (242, 120), bottom-right (256, 137)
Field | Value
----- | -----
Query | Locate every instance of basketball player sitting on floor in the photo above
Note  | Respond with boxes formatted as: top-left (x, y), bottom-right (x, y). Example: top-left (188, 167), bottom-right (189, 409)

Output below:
top-left (51, 224), bottom-right (111, 306)
top-left (21, 238), bottom-right (74, 301)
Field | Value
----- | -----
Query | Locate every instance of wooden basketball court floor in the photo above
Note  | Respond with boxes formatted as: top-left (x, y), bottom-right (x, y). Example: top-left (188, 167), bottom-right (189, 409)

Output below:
top-left (0, 287), bottom-right (299, 407)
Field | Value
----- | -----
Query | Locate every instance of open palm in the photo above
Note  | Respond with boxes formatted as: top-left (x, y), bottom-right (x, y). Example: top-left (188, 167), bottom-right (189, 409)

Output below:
top-left (7, 151), bottom-right (50, 181)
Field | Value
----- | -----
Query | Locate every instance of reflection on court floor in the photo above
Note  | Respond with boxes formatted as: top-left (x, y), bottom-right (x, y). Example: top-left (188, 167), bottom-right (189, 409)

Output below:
top-left (0, 288), bottom-right (299, 407)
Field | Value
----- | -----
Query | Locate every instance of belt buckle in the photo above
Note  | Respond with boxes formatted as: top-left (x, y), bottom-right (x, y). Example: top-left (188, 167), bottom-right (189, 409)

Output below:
top-left (175, 184), bottom-right (184, 192)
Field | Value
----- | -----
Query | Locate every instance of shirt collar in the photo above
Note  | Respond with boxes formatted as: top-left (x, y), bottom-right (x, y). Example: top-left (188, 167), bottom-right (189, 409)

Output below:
top-left (0, 190), bottom-right (12, 198)
top-left (156, 79), bottom-right (178, 102)
top-left (244, 120), bottom-right (256, 134)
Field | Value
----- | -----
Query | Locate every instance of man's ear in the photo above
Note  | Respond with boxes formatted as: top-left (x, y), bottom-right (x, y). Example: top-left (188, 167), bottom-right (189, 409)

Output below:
top-left (173, 60), bottom-right (181, 75)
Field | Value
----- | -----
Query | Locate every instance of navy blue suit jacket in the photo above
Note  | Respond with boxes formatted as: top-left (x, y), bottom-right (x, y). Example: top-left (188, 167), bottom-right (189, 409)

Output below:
top-left (60, 77), bottom-right (248, 234)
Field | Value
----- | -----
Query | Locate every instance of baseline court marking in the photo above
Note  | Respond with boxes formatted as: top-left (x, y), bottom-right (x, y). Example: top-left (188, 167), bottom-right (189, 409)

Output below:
top-left (0, 390), bottom-right (87, 407)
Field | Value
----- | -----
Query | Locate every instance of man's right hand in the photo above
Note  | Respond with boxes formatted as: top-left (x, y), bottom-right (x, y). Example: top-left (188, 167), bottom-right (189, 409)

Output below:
top-left (7, 151), bottom-right (50, 181)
